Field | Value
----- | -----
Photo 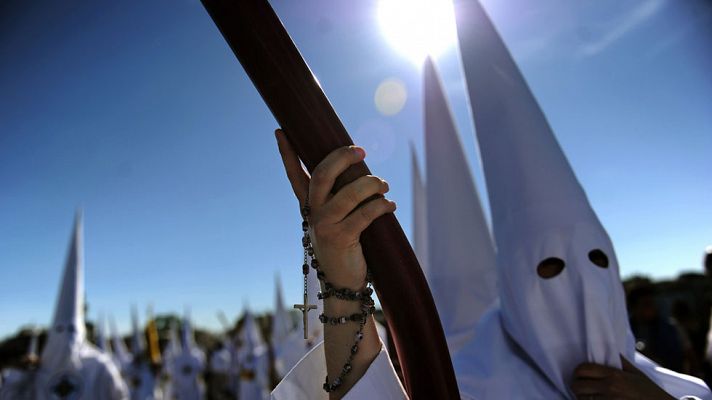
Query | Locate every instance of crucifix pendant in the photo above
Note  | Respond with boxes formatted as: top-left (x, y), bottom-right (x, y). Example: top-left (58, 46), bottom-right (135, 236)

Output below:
top-left (294, 291), bottom-right (317, 339)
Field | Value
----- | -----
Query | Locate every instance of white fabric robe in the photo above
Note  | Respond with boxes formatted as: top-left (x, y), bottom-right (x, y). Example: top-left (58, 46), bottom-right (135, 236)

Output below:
top-left (236, 348), bottom-right (270, 400)
top-left (166, 348), bottom-right (205, 400)
top-left (0, 344), bottom-right (128, 400)
top-left (272, 311), bottom-right (710, 400)
top-left (124, 360), bottom-right (160, 400)
top-left (271, 342), bottom-right (405, 400)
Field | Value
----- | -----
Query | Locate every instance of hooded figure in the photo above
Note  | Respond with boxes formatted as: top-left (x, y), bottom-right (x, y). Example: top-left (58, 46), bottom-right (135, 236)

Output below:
top-left (109, 314), bottom-right (133, 376)
top-left (161, 321), bottom-right (181, 400)
top-left (236, 308), bottom-right (270, 400)
top-left (1, 214), bottom-right (128, 400)
top-left (125, 307), bottom-right (160, 400)
top-left (207, 332), bottom-right (233, 399)
top-left (417, 57), bottom-right (498, 357)
top-left (96, 314), bottom-right (111, 355)
top-left (450, 0), bottom-right (711, 398)
top-left (271, 274), bottom-right (293, 378)
top-left (165, 311), bottom-right (206, 400)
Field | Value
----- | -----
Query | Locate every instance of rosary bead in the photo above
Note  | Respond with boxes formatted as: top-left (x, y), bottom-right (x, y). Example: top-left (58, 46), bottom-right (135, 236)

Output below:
top-left (302, 221), bottom-right (309, 231)
top-left (302, 263), bottom-right (309, 275)
top-left (355, 332), bottom-right (363, 341)
top-left (350, 345), bottom-right (358, 354)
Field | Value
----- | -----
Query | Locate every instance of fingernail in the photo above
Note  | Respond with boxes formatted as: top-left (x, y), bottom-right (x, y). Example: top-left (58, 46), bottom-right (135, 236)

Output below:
top-left (352, 147), bottom-right (365, 158)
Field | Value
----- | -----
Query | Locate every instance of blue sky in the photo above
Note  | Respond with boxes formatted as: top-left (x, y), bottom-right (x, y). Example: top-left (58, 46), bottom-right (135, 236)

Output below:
top-left (1, 0), bottom-right (710, 339)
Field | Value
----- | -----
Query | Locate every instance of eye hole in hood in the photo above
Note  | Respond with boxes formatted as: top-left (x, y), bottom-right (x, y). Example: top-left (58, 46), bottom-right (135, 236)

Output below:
top-left (537, 257), bottom-right (565, 279)
top-left (588, 249), bottom-right (609, 268)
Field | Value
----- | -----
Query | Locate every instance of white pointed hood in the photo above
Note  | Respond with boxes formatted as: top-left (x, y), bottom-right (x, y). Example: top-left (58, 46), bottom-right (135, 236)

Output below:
top-left (130, 305), bottom-right (145, 356)
top-left (454, 0), bottom-right (709, 398)
top-left (95, 314), bottom-right (110, 354)
top-left (41, 213), bottom-right (85, 371)
top-left (410, 144), bottom-right (429, 278)
top-left (423, 57), bottom-right (498, 355)
top-left (181, 308), bottom-right (197, 352)
top-left (109, 314), bottom-right (132, 368)
top-left (271, 274), bottom-right (292, 347)
top-left (239, 308), bottom-right (265, 354)
top-left (166, 321), bottom-right (180, 360)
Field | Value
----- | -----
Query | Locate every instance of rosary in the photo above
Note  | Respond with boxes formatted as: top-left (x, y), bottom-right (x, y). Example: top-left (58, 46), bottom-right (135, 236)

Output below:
top-left (294, 198), bottom-right (376, 393)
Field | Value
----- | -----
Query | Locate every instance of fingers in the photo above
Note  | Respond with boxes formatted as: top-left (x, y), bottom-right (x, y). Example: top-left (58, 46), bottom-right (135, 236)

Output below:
top-left (309, 146), bottom-right (366, 207)
top-left (275, 129), bottom-right (310, 205)
top-left (321, 175), bottom-right (389, 223)
top-left (341, 197), bottom-right (396, 237)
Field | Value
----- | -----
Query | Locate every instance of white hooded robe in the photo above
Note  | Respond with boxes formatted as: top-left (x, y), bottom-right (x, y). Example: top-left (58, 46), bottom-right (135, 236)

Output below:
top-left (270, 1), bottom-right (712, 399)
top-left (0, 214), bottom-right (128, 400)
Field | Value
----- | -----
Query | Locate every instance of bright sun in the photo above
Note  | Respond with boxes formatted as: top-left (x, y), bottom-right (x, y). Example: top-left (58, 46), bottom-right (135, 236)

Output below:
top-left (377, 0), bottom-right (457, 65)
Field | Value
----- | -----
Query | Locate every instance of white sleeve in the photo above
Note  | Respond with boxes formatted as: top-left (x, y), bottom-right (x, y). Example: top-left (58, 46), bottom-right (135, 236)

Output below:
top-left (271, 341), bottom-right (407, 400)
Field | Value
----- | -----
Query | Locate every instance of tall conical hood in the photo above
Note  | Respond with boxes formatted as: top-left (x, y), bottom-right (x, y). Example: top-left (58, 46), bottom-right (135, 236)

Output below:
top-left (109, 314), bottom-right (132, 367)
top-left (239, 307), bottom-right (265, 354)
top-left (130, 305), bottom-right (145, 355)
top-left (166, 321), bottom-right (180, 360)
top-left (181, 308), bottom-right (196, 351)
top-left (271, 274), bottom-right (291, 347)
top-left (96, 313), bottom-right (110, 354)
top-left (41, 213), bottom-right (85, 370)
top-left (423, 57), bottom-right (497, 355)
top-left (410, 144), bottom-right (429, 278)
top-left (454, 2), bottom-right (597, 244)
top-left (454, 0), bottom-right (630, 396)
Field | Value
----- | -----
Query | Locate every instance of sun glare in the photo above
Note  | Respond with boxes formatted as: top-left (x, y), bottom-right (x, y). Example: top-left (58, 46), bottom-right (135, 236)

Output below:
top-left (377, 0), bottom-right (457, 65)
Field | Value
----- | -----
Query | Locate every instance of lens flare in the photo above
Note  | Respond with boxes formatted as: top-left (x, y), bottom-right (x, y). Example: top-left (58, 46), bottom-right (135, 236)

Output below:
top-left (377, 0), bottom-right (457, 65)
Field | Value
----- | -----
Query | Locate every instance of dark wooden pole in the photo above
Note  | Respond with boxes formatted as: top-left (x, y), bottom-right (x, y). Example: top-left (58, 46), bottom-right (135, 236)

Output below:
top-left (199, 1), bottom-right (459, 398)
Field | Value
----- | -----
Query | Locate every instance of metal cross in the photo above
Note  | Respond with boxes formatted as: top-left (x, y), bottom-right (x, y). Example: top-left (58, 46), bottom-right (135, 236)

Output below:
top-left (294, 291), bottom-right (317, 339)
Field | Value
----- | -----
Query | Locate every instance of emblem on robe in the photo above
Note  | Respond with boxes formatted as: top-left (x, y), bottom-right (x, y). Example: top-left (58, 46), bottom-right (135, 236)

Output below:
top-left (46, 372), bottom-right (83, 400)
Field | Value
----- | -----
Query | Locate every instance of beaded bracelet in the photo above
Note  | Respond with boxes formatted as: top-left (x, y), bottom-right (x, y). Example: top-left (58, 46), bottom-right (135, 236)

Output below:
top-left (299, 201), bottom-right (376, 393)
top-left (319, 304), bottom-right (376, 325)
top-left (318, 283), bottom-right (374, 301)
